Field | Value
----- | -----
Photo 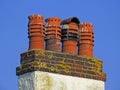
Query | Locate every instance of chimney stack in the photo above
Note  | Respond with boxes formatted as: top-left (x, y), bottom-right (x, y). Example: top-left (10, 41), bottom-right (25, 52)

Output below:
top-left (28, 14), bottom-right (45, 50)
top-left (61, 17), bottom-right (80, 54)
top-left (45, 17), bottom-right (61, 52)
top-left (78, 22), bottom-right (94, 57)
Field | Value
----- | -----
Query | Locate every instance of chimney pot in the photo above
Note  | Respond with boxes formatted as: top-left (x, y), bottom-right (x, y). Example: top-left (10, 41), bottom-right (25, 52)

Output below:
top-left (28, 14), bottom-right (45, 50)
top-left (45, 17), bottom-right (61, 52)
top-left (78, 22), bottom-right (94, 57)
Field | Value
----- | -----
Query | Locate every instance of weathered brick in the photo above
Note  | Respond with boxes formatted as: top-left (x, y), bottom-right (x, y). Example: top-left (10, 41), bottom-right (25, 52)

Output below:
top-left (17, 50), bottom-right (106, 81)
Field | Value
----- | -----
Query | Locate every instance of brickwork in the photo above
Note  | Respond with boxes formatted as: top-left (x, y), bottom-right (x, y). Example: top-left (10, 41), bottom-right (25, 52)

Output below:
top-left (16, 49), bottom-right (106, 81)
top-left (28, 14), bottom-right (45, 50)
top-left (45, 17), bottom-right (61, 52)
top-left (78, 22), bottom-right (94, 57)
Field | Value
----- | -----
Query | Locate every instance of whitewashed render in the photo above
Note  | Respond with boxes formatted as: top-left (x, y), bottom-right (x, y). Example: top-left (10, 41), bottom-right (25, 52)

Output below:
top-left (18, 71), bottom-right (105, 90)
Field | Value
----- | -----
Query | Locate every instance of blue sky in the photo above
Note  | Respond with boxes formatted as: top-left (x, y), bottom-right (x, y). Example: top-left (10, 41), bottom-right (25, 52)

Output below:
top-left (0, 0), bottom-right (120, 90)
